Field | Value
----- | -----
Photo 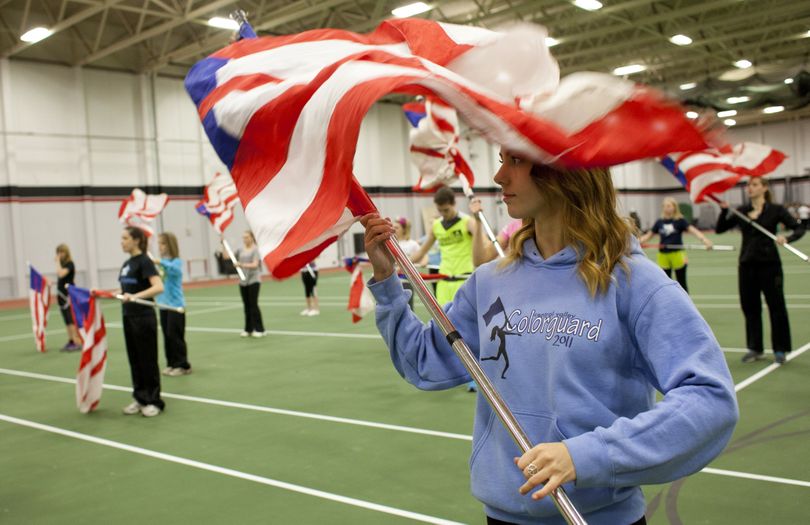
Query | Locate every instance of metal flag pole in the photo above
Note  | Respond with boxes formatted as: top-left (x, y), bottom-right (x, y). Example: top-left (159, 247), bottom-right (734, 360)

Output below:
top-left (707, 195), bottom-right (809, 262)
top-left (641, 243), bottom-right (735, 251)
top-left (383, 236), bottom-right (587, 525)
top-left (459, 176), bottom-right (505, 258)
top-left (111, 294), bottom-right (185, 313)
top-left (221, 238), bottom-right (248, 281)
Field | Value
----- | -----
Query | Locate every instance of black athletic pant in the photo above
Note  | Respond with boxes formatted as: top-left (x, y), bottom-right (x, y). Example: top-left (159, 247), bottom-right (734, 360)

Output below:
top-left (160, 309), bottom-right (190, 370)
top-left (663, 266), bottom-right (688, 293)
top-left (123, 313), bottom-right (165, 409)
top-left (239, 282), bottom-right (265, 333)
top-left (739, 262), bottom-right (792, 354)
top-left (301, 270), bottom-right (319, 297)
top-left (487, 515), bottom-right (646, 525)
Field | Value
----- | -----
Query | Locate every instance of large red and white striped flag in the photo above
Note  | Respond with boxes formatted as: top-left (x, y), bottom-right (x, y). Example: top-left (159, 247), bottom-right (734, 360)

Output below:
top-left (404, 98), bottom-right (475, 192)
top-left (661, 142), bottom-right (786, 202)
top-left (68, 285), bottom-right (108, 413)
top-left (345, 257), bottom-right (374, 323)
top-left (28, 265), bottom-right (50, 353)
top-left (196, 172), bottom-right (240, 234)
top-left (118, 189), bottom-right (169, 237)
top-left (185, 19), bottom-right (709, 278)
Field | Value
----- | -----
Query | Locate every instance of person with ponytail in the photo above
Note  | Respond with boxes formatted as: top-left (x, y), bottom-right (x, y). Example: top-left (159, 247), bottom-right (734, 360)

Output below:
top-left (118, 226), bottom-right (165, 417)
top-left (154, 232), bottom-right (191, 376)
top-left (234, 230), bottom-right (266, 337)
top-left (637, 197), bottom-right (713, 292)
top-left (55, 243), bottom-right (82, 351)
top-left (361, 150), bottom-right (737, 525)
top-left (716, 177), bottom-right (805, 364)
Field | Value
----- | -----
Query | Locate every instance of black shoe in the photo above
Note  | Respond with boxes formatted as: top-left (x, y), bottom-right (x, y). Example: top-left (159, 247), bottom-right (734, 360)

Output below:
top-left (774, 352), bottom-right (786, 365)
top-left (741, 351), bottom-right (765, 363)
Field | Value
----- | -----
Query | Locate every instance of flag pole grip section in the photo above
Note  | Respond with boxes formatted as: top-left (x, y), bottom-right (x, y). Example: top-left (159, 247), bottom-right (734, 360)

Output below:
top-left (707, 195), bottom-right (808, 262)
top-left (459, 178), bottom-right (506, 259)
top-left (113, 294), bottom-right (184, 314)
top-left (383, 237), bottom-right (587, 525)
top-left (222, 238), bottom-right (248, 281)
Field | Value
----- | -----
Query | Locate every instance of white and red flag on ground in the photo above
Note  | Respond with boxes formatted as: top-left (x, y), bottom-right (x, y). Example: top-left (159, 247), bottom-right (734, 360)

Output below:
top-left (185, 19), bottom-right (709, 278)
top-left (68, 286), bottom-right (108, 414)
top-left (404, 98), bottom-right (474, 192)
top-left (118, 188), bottom-right (169, 237)
top-left (661, 142), bottom-right (786, 203)
top-left (196, 172), bottom-right (240, 234)
top-left (28, 265), bottom-right (50, 353)
top-left (344, 257), bottom-right (374, 323)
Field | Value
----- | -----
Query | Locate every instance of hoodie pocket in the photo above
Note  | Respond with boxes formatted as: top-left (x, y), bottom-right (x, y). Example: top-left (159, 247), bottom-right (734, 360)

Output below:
top-left (470, 411), bottom-right (569, 518)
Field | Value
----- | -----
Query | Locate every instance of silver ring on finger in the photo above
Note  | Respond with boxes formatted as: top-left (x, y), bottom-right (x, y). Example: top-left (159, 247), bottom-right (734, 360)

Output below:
top-left (524, 463), bottom-right (539, 477)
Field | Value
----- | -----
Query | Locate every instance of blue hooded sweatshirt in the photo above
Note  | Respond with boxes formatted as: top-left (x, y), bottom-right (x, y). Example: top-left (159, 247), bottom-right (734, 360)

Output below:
top-left (369, 237), bottom-right (738, 525)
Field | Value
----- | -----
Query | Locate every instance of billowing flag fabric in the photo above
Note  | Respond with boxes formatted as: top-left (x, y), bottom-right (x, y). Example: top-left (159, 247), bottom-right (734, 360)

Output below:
top-left (69, 286), bottom-right (108, 414)
top-left (662, 142), bottom-right (786, 203)
top-left (406, 98), bottom-right (474, 192)
top-left (196, 172), bottom-right (240, 234)
top-left (345, 258), bottom-right (374, 323)
top-left (118, 189), bottom-right (169, 237)
top-left (185, 19), bottom-right (708, 278)
top-left (29, 266), bottom-right (50, 353)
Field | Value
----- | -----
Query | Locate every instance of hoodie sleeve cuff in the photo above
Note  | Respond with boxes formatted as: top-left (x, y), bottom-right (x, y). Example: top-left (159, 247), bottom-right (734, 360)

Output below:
top-left (368, 272), bottom-right (406, 305)
top-left (563, 430), bottom-right (614, 488)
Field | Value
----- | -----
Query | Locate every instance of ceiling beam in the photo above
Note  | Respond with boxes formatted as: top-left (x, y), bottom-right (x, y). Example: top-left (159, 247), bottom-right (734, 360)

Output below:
top-left (77, 0), bottom-right (236, 65)
top-left (3, 0), bottom-right (126, 58)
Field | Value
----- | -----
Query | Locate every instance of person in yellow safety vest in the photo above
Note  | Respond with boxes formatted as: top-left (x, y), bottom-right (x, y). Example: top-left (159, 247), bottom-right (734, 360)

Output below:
top-left (410, 186), bottom-right (480, 392)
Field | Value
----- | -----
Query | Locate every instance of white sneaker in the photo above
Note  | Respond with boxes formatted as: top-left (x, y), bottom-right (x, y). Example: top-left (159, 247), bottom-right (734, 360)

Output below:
top-left (251, 331), bottom-right (266, 338)
top-left (300, 308), bottom-right (311, 316)
top-left (122, 401), bottom-right (143, 415)
top-left (140, 404), bottom-right (161, 417)
top-left (307, 309), bottom-right (320, 316)
top-left (166, 367), bottom-right (192, 377)
top-left (161, 367), bottom-right (173, 376)
top-left (240, 331), bottom-right (250, 337)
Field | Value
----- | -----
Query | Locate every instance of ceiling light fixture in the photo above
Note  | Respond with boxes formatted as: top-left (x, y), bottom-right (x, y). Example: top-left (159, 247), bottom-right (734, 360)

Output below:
top-left (392, 2), bottom-right (432, 18)
top-left (573, 0), bottom-right (603, 11)
top-left (784, 78), bottom-right (794, 84)
top-left (686, 111), bottom-right (699, 119)
top-left (717, 110), bottom-right (737, 118)
top-left (723, 119), bottom-right (736, 126)
top-left (207, 17), bottom-right (239, 30)
top-left (680, 82), bottom-right (697, 90)
top-left (762, 106), bottom-right (784, 114)
top-left (20, 27), bottom-right (53, 43)
top-left (669, 34), bottom-right (692, 46)
top-left (612, 64), bottom-right (646, 76)
top-left (734, 59), bottom-right (752, 69)
top-left (726, 96), bottom-right (750, 104)
top-left (545, 37), bottom-right (560, 47)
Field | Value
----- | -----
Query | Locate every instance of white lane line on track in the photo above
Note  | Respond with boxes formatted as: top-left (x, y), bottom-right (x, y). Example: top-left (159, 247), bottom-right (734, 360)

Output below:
top-left (0, 313), bottom-right (31, 322)
top-left (0, 333), bottom-right (32, 342)
top-left (701, 467), bottom-right (810, 488)
top-left (4, 369), bottom-right (809, 490)
top-left (0, 413), bottom-right (465, 525)
top-left (735, 341), bottom-right (810, 393)
top-left (0, 368), bottom-right (472, 442)
top-left (105, 323), bottom-right (381, 339)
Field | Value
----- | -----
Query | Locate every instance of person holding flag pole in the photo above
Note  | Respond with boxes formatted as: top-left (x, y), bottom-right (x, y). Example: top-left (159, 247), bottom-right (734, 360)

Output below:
top-left (715, 177), bottom-right (805, 365)
top-left (637, 197), bottom-right (713, 293)
top-left (117, 226), bottom-right (166, 417)
top-left (184, 13), bottom-right (743, 524)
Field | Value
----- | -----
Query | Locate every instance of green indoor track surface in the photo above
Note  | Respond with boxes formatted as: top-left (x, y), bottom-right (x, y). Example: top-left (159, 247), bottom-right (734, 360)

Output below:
top-left (1, 232), bottom-right (809, 524)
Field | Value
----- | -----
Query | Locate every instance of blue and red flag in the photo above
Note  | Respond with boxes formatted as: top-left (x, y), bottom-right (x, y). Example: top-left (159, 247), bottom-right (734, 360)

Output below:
top-left (28, 265), bottom-right (50, 352)
top-left (661, 142), bottom-right (786, 203)
top-left (68, 286), bottom-right (108, 413)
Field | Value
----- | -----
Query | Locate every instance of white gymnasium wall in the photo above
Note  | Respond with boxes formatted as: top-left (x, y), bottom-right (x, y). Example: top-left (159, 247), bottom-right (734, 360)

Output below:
top-left (1, 58), bottom-right (808, 299)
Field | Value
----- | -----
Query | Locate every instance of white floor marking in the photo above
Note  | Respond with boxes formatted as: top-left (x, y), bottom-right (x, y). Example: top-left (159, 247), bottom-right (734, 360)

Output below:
top-left (0, 368), bottom-right (472, 441)
top-left (105, 323), bottom-right (381, 339)
top-left (735, 341), bottom-right (810, 393)
top-left (701, 467), bottom-right (810, 488)
top-left (0, 413), bottom-right (465, 525)
top-left (0, 333), bottom-right (33, 343)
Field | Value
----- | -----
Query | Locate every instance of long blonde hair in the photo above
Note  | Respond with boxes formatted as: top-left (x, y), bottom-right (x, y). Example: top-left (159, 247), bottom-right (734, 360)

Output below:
top-left (500, 165), bottom-right (633, 297)
top-left (158, 232), bottom-right (180, 258)
top-left (56, 244), bottom-right (72, 264)
top-left (661, 197), bottom-right (684, 219)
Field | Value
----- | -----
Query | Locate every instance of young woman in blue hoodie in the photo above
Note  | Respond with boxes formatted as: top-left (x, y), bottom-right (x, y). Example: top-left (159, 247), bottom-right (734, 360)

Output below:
top-left (361, 151), bottom-right (738, 525)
